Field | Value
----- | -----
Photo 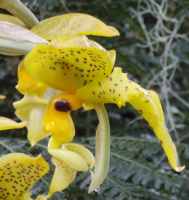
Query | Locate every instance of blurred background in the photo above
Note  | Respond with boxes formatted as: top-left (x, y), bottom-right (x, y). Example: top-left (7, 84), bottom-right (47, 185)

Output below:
top-left (0, 0), bottom-right (189, 199)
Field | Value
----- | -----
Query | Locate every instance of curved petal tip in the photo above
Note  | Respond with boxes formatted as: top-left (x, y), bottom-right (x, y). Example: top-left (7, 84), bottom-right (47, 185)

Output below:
top-left (175, 165), bottom-right (185, 173)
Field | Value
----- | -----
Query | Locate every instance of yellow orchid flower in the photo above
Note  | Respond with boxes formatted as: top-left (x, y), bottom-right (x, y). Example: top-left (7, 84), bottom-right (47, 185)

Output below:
top-left (0, 9), bottom-right (184, 195)
top-left (23, 41), bottom-right (185, 192)
top-left (47, 141), bottom-right (95, 197)
top-left (0, 12), bottom-right (119, 139)
top-left (0, 153), bottom-right (49, 200)
top-left (12, 26), bottom-right (116, 146)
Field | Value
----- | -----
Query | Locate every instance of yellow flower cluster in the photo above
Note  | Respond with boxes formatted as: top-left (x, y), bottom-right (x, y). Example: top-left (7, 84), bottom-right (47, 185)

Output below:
top-left (0, 0), bottom-right (185, 199)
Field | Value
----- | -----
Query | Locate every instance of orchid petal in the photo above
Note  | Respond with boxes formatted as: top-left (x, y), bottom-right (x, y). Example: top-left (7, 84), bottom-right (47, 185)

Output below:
top-left (48, 159), bottom-right (76, 197)
top-left (14, 95), bottom-right (48, 145)
top-left (0, 13), bottom-right (25, 26)
top-left (64, 143), bottom-right (95, 169)
top-left (48, 149), bottom-right (89, 171)
top-left (24, 44), bottom-right (115, 92)
top-left (0, 22), bottom-right (47, 44)
top-left (32, 13), bottom-right (119, 40)
top-left (77, 67), bottom-right (185, 172)
top-left (89, 105), bottom-right (110, 193)
top-left (0, 117), bottom-right (26, 131)
top-left (0, 22), bottom-right (47, 56)
top-left (0, 153), bottom-right (49, 200)
top-left (28, 107), bottom-right (50, 146)
top-left (16, 62), bottom-right (47, 96)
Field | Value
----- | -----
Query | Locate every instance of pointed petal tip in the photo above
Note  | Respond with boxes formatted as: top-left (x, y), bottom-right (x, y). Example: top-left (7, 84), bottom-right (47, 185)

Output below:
top-left (19, 121), bottom-right (27, 127)
top-left (88, 181), bottom-right (100, 194)
top-left (107, 25), bottom-right (120, 36)
top-left (0, 117), bottom-right (27, 131)
top-left (29, 139), bottom-right (37, 147)
top-left (175, 165), bottom-right (185, 173)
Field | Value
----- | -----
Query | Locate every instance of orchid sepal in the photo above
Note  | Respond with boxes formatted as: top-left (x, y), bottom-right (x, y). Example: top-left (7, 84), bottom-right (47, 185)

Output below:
top-left (0, 0), bottom-right (39, 28)
top-left (89, 104), bottom-right (110, 193)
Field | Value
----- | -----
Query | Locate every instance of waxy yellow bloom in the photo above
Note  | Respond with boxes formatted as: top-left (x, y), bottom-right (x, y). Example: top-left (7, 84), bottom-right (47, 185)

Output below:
top-left (0, 4), bottom-right (185, 196)
top-left (24, 43), bottom-right (185, 171)
top-left (0, 153), bottom-right (49, 200)
top-left (22, 37), bottom-right (185, 192)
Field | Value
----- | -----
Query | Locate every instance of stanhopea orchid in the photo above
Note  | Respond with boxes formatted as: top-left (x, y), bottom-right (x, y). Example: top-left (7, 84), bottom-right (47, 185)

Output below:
top-left (0, 0), bottom-right (185, 198)
top-left (22, 42), bottom-right (185, 191)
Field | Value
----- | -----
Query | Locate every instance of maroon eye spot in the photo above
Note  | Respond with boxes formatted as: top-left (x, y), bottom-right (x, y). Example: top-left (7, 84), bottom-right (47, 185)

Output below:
top-left (54, 100), bottom-right (72, 112)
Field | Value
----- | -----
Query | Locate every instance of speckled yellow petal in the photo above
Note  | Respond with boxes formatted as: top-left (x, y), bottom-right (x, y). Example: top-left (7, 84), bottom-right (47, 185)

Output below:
top-left (43, 95), bottom-right (76, 144)
top-left (22, 192), bottom-right (33, 200)
top-left (127, 87), bottom-right (185, 172)
top-left (16, 62), bottom-right (47, 96)
top-left (0, 153), bottom-right (49, 200)
top-left (77, 67), bottom-right (184, 172)
top-left (0, 116), bottom-right (26, 131)
top-left (64, 143), bottom-right (95, 169)
top-left (48, 159), bottom-right (76, 196)
top-left (0, 13), bottom-right (25, 27)
top-left (51, 36), bottom-right (116, 65)
top-left (50, 35), bottom-right (116, 96)
top-left (0, 0), bottom-right (38, 28)
top-left (77, 67), bottom-right (128, 106)
top-left (32, 13), bottom-right (119, 40)
top-left (14, 95), bottom-right (49, 145)
top-left (24, 44), bottom-right (115, 92)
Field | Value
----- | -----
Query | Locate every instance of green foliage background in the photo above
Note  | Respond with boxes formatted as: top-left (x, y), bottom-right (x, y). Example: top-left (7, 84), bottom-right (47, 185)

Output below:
top-left (1, 0), bottom-right (189, 199)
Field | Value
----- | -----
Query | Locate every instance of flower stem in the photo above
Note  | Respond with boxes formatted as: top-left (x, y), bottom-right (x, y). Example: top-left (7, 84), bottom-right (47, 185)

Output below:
top-left (89, 104), bottom-right (110, 193)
